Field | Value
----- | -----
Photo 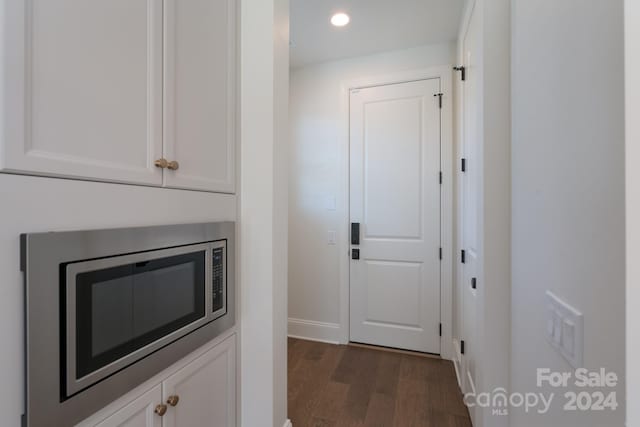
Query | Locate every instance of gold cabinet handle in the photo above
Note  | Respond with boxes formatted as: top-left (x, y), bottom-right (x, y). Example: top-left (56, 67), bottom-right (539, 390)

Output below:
top-left (154, 404), bottom-right (168, 416)
top-left (167, 395), bottom-right (180, 407)
top-left (167, 160), bottom-right (180, 171)
top-left (154, 158), bottom-right (168, 169)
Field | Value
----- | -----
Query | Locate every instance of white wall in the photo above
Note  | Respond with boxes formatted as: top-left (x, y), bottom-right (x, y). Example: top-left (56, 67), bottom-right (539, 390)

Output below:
top-left (239, 0), bottom-right (289, 426)
top-left (626, 1), bottom-right (639, 425)
top-left (475, 1), bottom-right (512, 426)
top-left (512, 1), bottom-right (625, 426)
top-left (288, 43), bottom-right (455, 342)
top-left (0, 175), bottom-right (236, 426)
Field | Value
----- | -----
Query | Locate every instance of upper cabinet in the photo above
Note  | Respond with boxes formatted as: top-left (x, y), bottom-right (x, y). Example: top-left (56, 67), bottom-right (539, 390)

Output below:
top-left (0, 0), bottom-right (236, 194)
top-left (163, 0), bottom-right (236, 193)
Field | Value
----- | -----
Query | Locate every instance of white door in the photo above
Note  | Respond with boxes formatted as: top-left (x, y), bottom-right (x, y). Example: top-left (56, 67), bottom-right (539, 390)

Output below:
top-left (460, 1), bottom-right (481, 413)
top-left (2, 0), bottom-right (163, 185)
top-left (88, 385), bottom-right (162, 427)
top-left (163, 0), bottom-right (236, 193)
top-left (162, 335), bottom-right (236, 427)
top-left (349, 79), bottom-right (442, 354)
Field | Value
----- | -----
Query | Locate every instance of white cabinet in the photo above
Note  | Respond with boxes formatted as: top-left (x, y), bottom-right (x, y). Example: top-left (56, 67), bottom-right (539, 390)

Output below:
top-left (80, 335), bottom-right (236, 427)
top-left (94, 386), bottom-right (162, 427)
top-left (163, 0), bottom-right (236, 193)
top-left (1, 0), bottom-right (236, 193)
top-left (1, 0), bottom-right (164, 186)
top-left (162, 333), bottom-right (236, 427)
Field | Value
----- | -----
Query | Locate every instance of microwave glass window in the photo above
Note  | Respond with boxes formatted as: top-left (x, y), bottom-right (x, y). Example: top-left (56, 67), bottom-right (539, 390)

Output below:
top-left (74, 251), bottom-right (206, 380)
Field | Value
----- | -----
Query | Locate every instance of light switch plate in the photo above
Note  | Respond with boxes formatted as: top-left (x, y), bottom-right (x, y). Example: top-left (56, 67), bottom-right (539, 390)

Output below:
top-left (327, 230), bottom-right (337, 245)
top-left (325, 195), bottom-right (337, 211)
top-left (545, 291), bottom-right (584, 368)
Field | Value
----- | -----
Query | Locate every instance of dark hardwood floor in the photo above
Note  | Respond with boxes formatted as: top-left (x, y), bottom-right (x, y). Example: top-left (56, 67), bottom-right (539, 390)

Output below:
top-left (288, 338), bottom-right (471, 427)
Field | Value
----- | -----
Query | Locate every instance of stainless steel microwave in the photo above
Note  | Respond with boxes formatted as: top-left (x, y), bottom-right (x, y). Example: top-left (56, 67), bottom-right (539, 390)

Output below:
top-left (21, 222), bottom-right (235, 427)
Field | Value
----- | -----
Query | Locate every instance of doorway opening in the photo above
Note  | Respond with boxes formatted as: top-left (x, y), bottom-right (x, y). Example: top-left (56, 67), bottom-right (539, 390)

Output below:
top-left (287, 0), bottom-right (469, 426)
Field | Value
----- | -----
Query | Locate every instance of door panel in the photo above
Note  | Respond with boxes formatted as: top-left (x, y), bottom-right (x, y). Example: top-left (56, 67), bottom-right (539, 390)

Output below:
top-left (363, 97), bottom-right (423, 239)
top-left (350, 79), bottom-right (441, 354)
top-left (364, 260), bottom-right (423, 327)
top-left (163, 0), bottom-right (236, 193)
top-left (3, 0), bottom-right (163, 185)
top-left (162, 335), bottom-right (236, 427)
top-left (91, 385), bottom-right (162, 427)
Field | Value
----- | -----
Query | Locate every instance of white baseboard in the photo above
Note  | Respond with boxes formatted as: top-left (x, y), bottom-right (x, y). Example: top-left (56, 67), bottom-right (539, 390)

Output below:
top-left (288, 318), bottom-right (341, 344)
top-left (283, 419), bottom-right (292, 427)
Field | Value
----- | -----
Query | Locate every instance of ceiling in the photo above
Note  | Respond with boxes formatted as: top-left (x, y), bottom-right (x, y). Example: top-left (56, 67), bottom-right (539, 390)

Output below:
top-left (290, 0), bottom-right (466, 68)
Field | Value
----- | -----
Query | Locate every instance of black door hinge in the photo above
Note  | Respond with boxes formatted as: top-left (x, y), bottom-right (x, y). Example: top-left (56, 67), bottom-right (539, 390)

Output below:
top-left (461, 340), bottom-right (466, 355)
top-left (461, 250), bottom-right (466, 264)
top-left (439, 323), bottom-right (442, 337)
top-left (439, 247), bottom-right (443, 260)
top-left (461, 158), bottom-right (467, 172)
top-left (471, 277), bottom-right (477, 289)
top-left (454, 66), bottom-right (466, 81)
top-left (434, 93), bottom-right (443, 109)
top-left (439, 171), bottom-right (443, 184)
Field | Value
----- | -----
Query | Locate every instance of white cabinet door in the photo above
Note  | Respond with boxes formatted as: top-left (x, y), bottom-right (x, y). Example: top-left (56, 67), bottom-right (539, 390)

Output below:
top-left (162, 335), bottom-right (236, 427)
top-left (162, 0), bottom-right (236, 193)
top-left (1, 0), bottom-right (163, 185)
top-left (89, 385), bottom-right (162, 427)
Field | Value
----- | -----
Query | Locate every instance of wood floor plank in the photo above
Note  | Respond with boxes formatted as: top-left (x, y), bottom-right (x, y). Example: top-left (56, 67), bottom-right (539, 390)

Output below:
top-left (339, 348), bottom-right (380, 424)
top-left (312, 381), bottom-right (350, 422)
top-left (310, 417), bottom-right (338, 427)
top-left (374, 352), bottom-right (401, 398)
top-left (393, 378), bottom-right (431, 427)
top-left (363, 393), bottom-right (396, 427)
top-left (288, 338), bottom-right (471, 427)
top-left (431, 411), bottom-right (473, 427)
top-left (331, 345), bottom-right (364, 384)
top-left (290, 342), bottom-right (347, 425)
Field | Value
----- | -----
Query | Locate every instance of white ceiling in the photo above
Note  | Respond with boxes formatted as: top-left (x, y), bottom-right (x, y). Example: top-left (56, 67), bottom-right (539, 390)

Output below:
top-left (290, 0), bottom-right (466, 68)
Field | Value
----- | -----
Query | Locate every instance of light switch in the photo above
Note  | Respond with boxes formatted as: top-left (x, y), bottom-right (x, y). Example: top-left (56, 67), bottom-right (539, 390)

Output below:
top-left (547, 312), bottom-right (554, 337)
top-left (562, 319), bottom-right (575, 356)
top-left (327, 230), bottom-right (337, 245)
top-left (325, 196), bottom-right (337, 211)
top-left (552, 310), bottom-right (562, 345)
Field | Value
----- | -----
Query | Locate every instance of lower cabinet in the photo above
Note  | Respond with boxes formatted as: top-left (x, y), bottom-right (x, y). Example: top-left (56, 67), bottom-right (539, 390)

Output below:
top-left (95, 386), bottom-right (162, 427)
top-left (85, 335), bottom-right (236, 427)
top-left (162, 334), bottom-right (236, 427)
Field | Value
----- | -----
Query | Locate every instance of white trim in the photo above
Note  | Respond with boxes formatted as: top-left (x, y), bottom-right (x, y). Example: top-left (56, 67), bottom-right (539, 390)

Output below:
top-left (338, 65), bottom-right (455, 360)
top-left (283, 419), bottom-right (293, 427)
top-left (453, 0), bottom-right (477, 396)
top-left (287, 318), bottom-right (341, 345)
top-left (452, 338), bottom-right (463, 390)
top-left (627, 1), bottom-right (640, 425)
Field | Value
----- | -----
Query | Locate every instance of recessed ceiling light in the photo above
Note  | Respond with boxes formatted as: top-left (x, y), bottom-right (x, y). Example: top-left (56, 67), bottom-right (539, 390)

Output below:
top-left (331, 12), bottom-right (350, 27)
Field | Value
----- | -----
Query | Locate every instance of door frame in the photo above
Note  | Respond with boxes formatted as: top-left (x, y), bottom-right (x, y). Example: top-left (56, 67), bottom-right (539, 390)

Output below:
top-left (337, 66), bottom-right (454, 360)
top-left (454, 0), bottom-right (476, 392)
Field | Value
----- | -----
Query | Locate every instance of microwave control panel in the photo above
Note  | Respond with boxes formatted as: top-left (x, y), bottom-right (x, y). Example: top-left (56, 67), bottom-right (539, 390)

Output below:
top-left (212, 245), bottom-right (225, 314)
